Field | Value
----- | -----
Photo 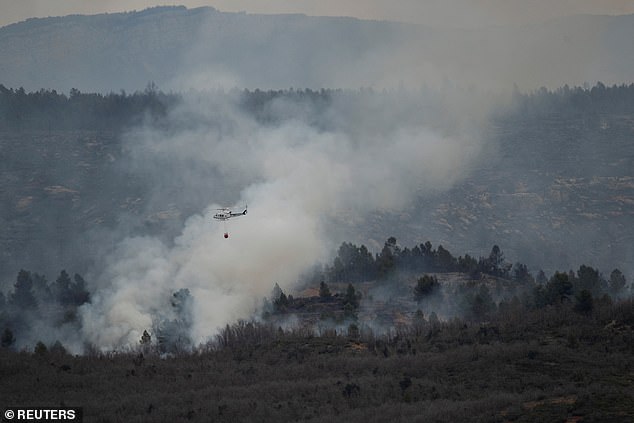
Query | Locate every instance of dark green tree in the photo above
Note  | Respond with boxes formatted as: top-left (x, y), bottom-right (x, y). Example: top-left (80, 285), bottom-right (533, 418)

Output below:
top-left (328, 242), bottom-right (376, 282)
top-left (457, 254), bottom-right (479, 278)
top-left (573, 290), bottom-right (594, 315)
top-left (545, 272), bottom-right (573, 304)
top-left (532, 285), bottom-right (547, 308)
top-left (10, 269), bottom-right (37, 309)
top-left (482, 245), bottom-right (511, 277)
top-left (344, 284), bottom-right (360, 309)
top-left (53, 270), bottom-right (73, 305)
top-left (357, 245), bottom-right (376, 280)
top-left (416, 241), bottom-right (435, 269)
top-left (575, 265), bottom-right (603, 297)
top-left (49, 340), bottom-right (67, 355)
top-left (330, 257), bottom-right (345, 282)
top-left (319, 281), bottom-right (332, 298)
top-left (434, 245), bottom-right (456, 271)
top-left (414, 274), bottom-right (439, 302)
top-left (34, 341), bottom-right (47, 355)
top-left (376, 237), bottom-right (399, 278)
top-left (72, 273), bottom-right (91, 305)
top-left (512, 262), bottom-right (533, 284)
top-left (271, 283), bottom-right (283, 302)
top-left (273, 291), bottom-right (289, 312)
top-left (31, 273), bottom-right (51, 303)
top-left (467, 285), bottom-right (496, 321)
top-left (609, 269), bottom-right (627, 297)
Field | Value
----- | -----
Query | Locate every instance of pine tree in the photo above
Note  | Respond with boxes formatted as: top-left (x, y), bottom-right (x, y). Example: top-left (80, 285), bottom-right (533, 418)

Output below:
top-left (53, 270), bottom-right (73, 305)
top-left (11, 269), bottom-right (37, 309)
top-left (609, 269), bottom-right (627, 297)
top-left (414, 274), bottom-right (439, 302)
top-left (319, 281), bottom-right (332, 298)
top-left (344, 284), bottom-right (360, 309)
top-left (574, 290), bottom-right (594, 315)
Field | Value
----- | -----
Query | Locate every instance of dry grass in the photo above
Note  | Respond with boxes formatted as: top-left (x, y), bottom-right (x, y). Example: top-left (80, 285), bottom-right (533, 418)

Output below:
top-left (1, 301), bottom-right (632, 422)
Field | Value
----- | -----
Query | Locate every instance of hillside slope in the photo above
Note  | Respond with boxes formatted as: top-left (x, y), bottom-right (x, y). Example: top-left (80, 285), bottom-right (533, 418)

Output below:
top-left (1, 88), bottom-right (633, 282)
top-left (1, 7), bottom-right (633, 91)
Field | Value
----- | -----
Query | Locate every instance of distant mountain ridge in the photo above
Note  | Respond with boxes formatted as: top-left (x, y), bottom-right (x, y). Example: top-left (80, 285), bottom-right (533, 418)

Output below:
top-left (0, 6), bottom-right (406, 92)
top-left (0, 6), bottom-right (207, 92)
top-left (1, 6), bottom-right (633, 92)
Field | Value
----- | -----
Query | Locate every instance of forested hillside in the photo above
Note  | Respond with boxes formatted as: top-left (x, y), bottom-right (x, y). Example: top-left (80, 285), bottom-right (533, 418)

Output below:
top-left (1, 83), bottom-right (634, 281)
top-left (1, 240), bottom-right (632, 421)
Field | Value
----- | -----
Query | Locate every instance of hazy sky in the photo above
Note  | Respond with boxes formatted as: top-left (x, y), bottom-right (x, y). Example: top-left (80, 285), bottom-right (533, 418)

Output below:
top-left (2, 0), bottom-right (634, 28)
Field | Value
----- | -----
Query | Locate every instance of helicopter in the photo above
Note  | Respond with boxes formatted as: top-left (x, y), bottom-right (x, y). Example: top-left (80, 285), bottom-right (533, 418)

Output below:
top-left (213, 205), bottom-right (247, 238)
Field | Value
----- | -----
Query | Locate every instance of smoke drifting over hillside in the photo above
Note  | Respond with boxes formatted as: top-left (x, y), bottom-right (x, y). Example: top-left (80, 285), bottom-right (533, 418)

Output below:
top-left (66, 76), bottom-right (480, 348)
top-left (4, 7), bottom-right (632, 352)
top-left (72, 6), bottom-right (633, 350)
top-left (78, 89), bottom-right (485, 348)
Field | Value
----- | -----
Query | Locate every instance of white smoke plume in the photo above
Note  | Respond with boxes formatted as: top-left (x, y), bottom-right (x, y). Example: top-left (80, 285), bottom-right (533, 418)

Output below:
top-left (79, 90), bottom-right (485, 349)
